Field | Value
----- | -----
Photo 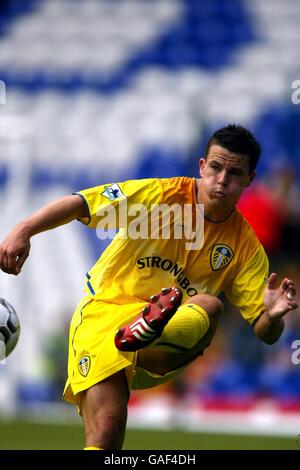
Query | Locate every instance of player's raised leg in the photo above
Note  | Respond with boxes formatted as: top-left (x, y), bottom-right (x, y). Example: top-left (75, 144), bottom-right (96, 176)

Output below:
top-left (115, 287), bottom-right (182, 351)
top-left (80, 369), bottom-right (129, 450)
top-left (137, 293), bottom-right (223, 375)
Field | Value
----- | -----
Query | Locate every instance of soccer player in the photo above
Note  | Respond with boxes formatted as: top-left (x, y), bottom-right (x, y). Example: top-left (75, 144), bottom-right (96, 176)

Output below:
top-left (0, 125), bottom-right (298, 450)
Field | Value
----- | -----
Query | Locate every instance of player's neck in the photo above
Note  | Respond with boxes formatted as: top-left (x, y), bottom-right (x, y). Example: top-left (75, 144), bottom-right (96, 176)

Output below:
top-left (195, 178), bottom-right (235, 223)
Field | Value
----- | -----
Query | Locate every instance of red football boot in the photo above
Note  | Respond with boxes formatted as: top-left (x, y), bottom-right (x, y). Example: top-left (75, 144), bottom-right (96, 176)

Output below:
top-left (115, 287), bottom-right (182, 352)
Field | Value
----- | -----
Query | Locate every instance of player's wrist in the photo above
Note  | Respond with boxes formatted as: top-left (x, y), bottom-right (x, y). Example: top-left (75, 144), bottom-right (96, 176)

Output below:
top-left (15, 221), bottom-right (34, 238)
top-left (264, 309), bottom-right (285, 323)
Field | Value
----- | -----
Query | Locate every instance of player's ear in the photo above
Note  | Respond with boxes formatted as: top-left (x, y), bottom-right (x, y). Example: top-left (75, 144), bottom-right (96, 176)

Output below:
top-left (246, 170), bottom-right (256, 186)
top-left (199, 158), bottom-right (206, 178)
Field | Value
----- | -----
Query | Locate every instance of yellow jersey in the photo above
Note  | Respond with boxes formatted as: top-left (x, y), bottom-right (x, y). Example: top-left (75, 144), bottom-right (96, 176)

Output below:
top-left (75, 177), bottom-right (269, 325)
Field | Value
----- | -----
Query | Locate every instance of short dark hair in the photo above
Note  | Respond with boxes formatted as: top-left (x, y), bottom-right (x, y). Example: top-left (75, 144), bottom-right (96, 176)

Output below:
top-left (205, 124), bottom-right (261, 172)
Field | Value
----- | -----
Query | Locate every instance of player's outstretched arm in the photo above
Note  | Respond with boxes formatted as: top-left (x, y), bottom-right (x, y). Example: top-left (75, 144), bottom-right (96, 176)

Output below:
top-left (0, 194), bottom-right (88, 276)
top-left (253, 273), bottom-right (298, 344)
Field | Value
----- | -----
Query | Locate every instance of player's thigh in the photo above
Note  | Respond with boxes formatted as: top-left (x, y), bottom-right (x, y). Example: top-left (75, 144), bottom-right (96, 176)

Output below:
top-left (64, 298), bottom-right (144, 405)
top-left (80, 369), bottom-right (129, 419)
top-left (137, 340), bottom-right (206, 376)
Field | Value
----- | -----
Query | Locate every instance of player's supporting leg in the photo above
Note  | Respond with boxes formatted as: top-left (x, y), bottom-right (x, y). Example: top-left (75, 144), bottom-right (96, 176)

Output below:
top-left (80, 369), bottom-right (129, 450)
top-left (137, 294), bottom-right (223, 375)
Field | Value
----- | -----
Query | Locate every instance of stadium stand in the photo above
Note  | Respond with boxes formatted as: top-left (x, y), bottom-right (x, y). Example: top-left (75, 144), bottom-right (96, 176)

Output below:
top-left (0, 0), bottom-right (299, 426)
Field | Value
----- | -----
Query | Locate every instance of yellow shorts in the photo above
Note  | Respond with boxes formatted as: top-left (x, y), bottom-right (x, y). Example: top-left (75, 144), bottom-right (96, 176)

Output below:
top-left (63, 296), bottom-right (184, 405)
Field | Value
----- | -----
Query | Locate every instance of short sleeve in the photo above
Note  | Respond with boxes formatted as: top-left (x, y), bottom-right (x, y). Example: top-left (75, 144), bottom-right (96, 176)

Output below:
top-left (224, 244), bottom-right (269, 325)
top-left (74, 178), bottom-right (161, 229)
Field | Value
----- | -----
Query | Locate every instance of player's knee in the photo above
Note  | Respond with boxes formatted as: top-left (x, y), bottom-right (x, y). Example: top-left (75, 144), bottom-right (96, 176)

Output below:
top-left (185, 294), bottom-right (223, 323)
top-left (209, 296), bottom-right (223, 320)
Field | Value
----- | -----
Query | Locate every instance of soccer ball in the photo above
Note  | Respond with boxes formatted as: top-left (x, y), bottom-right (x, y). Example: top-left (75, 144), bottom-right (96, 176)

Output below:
top-left (0, 297), bottom-right (20, 361)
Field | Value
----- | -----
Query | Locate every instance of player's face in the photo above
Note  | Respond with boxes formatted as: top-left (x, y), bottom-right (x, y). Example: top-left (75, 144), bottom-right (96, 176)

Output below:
top-left (199, 144), bottom-right (255, 212)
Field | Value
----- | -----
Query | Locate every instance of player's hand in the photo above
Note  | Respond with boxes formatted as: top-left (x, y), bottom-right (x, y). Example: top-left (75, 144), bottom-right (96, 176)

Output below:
top-left (264, 273), bottom-right (298, 319)
top-left (0, 224), bottom-right (31, 275)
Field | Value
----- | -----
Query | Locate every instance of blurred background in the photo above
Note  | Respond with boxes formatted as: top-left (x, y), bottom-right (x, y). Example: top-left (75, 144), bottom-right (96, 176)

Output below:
top-left (0, 0), bottom-right (300, 449)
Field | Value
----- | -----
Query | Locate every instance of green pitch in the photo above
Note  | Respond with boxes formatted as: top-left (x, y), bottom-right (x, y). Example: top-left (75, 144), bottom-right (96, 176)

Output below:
top-left (0, 421), bottom-right (298, 449)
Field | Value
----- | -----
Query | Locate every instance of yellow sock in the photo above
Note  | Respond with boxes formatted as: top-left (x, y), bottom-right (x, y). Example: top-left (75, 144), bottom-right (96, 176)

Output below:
top-left (155, 303), bottom-right (210, 350)
top-left (84, 447), bottom-right (103, 450)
